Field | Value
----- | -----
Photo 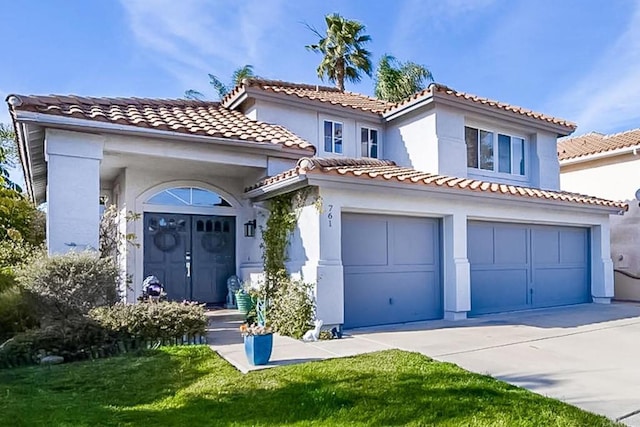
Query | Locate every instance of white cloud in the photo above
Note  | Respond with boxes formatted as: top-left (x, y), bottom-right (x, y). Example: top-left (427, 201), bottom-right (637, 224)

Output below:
top-left (118, 0), bottom-right (287, 96)
top-left (550, 4), bottom-right (640, 134)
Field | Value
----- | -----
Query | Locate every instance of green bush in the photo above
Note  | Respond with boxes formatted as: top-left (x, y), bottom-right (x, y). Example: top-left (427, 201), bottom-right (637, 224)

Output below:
top-left (90, 301), bottom-right (207, 343)
top-left (0, 317), bottom-right (118, 368)
top-left (269, 278), bottom-right (315, 339)
top-left (17, 252), bottom-right (119, 322)
top-left (0, 286), bottom-right (37, 343)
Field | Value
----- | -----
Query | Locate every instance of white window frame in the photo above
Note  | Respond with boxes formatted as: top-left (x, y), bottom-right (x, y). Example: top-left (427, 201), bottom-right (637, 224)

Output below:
top-left (359, 126), bottom-right (380, 158)
top-left (465, 124), bottom-right (528, 180)
top-left (322, 119), bottom-right (344, 154)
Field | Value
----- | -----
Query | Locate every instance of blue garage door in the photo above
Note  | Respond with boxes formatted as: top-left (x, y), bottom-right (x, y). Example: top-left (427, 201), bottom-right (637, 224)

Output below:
top-left (468, 221), bottom-right (590, 315)
top-left (342, 214), bottom-right (442, 328)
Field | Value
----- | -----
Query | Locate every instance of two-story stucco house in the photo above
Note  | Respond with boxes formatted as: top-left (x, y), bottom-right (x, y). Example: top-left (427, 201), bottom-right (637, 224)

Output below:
top-left (7, 79), bottom-right (627, 329)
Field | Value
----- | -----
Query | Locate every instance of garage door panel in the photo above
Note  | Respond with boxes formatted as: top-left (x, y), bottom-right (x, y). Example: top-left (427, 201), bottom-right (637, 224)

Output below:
top-left (468, 225), bottom-right (494, 264)
top-left (494, 227), bottom-right (527, 264)
top-left (344, 271), bottom-right (440, 328)
top-left (533, 267), bottom-right (589, 307)
top-left (342, 214), bottom-right (441, 328)
top-left (342, 216), bottom-right (388, 266)
top-left (532, 229), bottom-right (560, 264)
top-left (471, 269), bottom-right (528, 315)
top-left (392, 219), bottom-right (437, 266)
top-left (560, 230), bottom-right (588, 264)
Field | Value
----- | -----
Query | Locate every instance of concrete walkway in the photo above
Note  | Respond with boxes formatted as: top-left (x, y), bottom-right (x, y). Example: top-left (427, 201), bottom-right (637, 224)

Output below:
top-left (208, 303), bottom-right (640, 426)
top-left (206, 310), bottom-right (390, 373)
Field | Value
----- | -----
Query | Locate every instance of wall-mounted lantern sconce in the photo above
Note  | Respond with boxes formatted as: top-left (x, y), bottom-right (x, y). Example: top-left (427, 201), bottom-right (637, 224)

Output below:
top-left (244, 219), bottom-right (257, 238)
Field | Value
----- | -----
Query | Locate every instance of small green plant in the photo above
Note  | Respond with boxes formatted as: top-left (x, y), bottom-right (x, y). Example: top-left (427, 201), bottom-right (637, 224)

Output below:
top-left (269, 278), bottom-right (315, 339)
top-left (17, 252), bottom-right (120, 322)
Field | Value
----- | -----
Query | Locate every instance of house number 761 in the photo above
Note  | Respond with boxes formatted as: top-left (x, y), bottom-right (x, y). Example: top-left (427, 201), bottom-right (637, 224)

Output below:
top-left (327, 204), bottom-right (333, 227)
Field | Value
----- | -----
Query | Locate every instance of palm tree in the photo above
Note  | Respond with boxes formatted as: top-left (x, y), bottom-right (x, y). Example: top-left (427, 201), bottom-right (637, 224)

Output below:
top-left (374, 55), bottom-right (434, 103)
top-left (306, 13), bottom-right (372, 91)
top-left (184, 65), bottom-right (256, 100)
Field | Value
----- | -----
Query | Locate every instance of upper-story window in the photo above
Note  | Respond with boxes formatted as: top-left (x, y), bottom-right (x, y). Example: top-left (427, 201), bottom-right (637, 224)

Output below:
top-left (465, 126), bottom-right (525, 176)
top-left (324, 120), bottom-right (343, 154)
top-left (360, 127), bottom-right (379, 158)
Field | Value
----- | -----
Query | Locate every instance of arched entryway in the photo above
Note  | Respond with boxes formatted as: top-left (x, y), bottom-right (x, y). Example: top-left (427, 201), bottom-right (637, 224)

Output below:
top-left (140, 185), bottom-right (238, 304)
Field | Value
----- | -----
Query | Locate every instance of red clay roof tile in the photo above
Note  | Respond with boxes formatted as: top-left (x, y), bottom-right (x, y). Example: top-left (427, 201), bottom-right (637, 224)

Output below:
top-left (247, 157), bottom-right (627, 210)
top-left (558, 129), bottom-right (640, 160)
top-left (6, 94), bottom-right (314, 153)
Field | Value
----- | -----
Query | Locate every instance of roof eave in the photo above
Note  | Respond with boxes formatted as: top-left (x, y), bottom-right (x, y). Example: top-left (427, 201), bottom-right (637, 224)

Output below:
top-left (12, 110), bottom-right (314, 157)
top-left (246, 170), bottom-right (625, 214)
top-left (432, 93), bottom-right (576, 136)
top-left (559, 144), bottom-right (640, 166)
top-left (244, 174), bottom-right (309, 201)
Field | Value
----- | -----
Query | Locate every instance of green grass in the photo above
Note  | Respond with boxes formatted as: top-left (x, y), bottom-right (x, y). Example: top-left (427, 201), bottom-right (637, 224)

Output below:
top-left (0, 346), bottom-right (618, 426)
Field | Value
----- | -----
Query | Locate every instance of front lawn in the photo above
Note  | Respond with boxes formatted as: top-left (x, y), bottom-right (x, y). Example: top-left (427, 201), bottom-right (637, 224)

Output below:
top-left (0, 347), bottom-right (617, 426)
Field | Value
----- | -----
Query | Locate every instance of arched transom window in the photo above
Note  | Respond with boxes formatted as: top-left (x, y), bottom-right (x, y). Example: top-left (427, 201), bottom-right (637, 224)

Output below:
top-left (146, 187), bottom-right (232, 207)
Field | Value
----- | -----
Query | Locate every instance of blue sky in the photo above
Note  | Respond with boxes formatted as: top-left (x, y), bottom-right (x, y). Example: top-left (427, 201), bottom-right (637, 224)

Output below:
top-left (1, 0), bottom-right (639, 136)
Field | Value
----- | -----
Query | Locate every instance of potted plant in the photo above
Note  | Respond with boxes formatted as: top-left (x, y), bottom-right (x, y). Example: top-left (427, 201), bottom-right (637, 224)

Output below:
top-left (240, 323), bottom-right (273, 366)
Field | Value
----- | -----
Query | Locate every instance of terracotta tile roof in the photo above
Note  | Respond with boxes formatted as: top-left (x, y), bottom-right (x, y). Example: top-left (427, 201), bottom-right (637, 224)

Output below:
top-left (384, 83), bottom-right (576, 131)
top-left (6, 94), bottom-right (315, 152)
top-left (247, 157), bottom-right (627, 210)
top-left (222, 78), bottom-right (395, 114)
top-left (558, 129), bottom-right (640, 161)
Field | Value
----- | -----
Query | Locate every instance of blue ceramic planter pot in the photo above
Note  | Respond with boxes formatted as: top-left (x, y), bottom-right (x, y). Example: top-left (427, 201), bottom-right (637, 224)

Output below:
top-left (244, 333), bottom-right (273, 366)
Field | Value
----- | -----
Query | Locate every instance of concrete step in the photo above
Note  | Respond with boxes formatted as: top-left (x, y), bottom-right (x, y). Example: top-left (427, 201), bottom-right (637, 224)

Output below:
top-left (206, 309), bottom-right (246, 323)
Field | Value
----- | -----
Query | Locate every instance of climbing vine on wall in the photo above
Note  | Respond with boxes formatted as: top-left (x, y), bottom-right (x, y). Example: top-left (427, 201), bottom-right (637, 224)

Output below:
top-left (259, 188), bottom-right (316, 336)
top-left (260, 190), bottom-right (307, 299)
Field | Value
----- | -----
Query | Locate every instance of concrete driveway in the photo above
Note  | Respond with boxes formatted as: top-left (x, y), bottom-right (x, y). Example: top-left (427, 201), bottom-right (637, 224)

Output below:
top-left (347, 303), bottom-right (640, 426)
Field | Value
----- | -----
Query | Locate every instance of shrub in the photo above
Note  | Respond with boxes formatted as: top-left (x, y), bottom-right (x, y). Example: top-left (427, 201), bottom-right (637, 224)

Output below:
top-left (269, 278), bottom-right (315, 339)
top-left (90, 301), bottom-right (207, 344)
top-left (0, 317), bottom-right (118, 368)
top-left (17, 252), bottom-right (120, 322)
top-left (0, 286), bottom-right (37, 343)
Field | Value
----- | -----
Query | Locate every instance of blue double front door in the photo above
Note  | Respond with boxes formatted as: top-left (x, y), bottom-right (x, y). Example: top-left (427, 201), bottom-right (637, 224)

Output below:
top-left (143, 213), bottom-right (236, 304)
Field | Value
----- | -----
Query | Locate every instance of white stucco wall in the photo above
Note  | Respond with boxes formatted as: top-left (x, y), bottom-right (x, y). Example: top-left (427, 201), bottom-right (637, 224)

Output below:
top-left (45, 129), bottom-right (104, 254)
top-left (252, 99), bottom-right (381, 159)
top-left (385, 104), bottom-right (562, 189)
top-left (385, 108), bottom-right (438, 173)
top-left (560, 155), bottom-right (640, 202)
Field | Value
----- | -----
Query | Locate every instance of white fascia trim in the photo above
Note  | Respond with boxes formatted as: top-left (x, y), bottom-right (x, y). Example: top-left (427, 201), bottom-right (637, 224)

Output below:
top-left (243, 174), bottom-right (308, 200)
top-left (244, 170), bottom-right (622, 214)
top-left (559, 144), bottom-right (640, 166)
top-left (383, 95), bottom-right (435, 121)
top-left (432, 95), bottom-right (575, 136)
top-left (244, 88), bottom-right (385, 123)
top-left (306, 174), bottom-right (623, 215)
top-left (14, 111), bottom-right (309, 159)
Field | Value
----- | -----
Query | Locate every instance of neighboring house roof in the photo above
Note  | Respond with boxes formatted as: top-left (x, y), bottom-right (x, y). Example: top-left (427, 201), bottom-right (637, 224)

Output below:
top-left (247, 157), bottom-right (627, 211)
top-left (384, 83), bottom-right (577, 132)
top-left (6, 94), bottom-right (315, 152)
top-left (558, 129), bottom-right (640, 161)
top-left (222, 78), bottom-right (394, 114)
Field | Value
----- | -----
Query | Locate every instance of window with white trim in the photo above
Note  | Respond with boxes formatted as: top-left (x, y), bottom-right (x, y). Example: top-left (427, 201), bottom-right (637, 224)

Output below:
top-left (360, 127), bottom-right (379, 158)
top-left (465, 126), bottom-right (525, 176)
top-left (323, 120), bottom-right (343, 154)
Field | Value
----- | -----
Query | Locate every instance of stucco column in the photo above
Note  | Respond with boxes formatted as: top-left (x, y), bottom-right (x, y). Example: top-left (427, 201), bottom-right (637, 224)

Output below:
top-left (316, 193), bottom-right (344, 326)
top-left (442, 212), bottom-right (471, 319)
top-left (591, 223), bottom-right (614, 303)
top-left (45, 129), bottom-right (104, 254)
